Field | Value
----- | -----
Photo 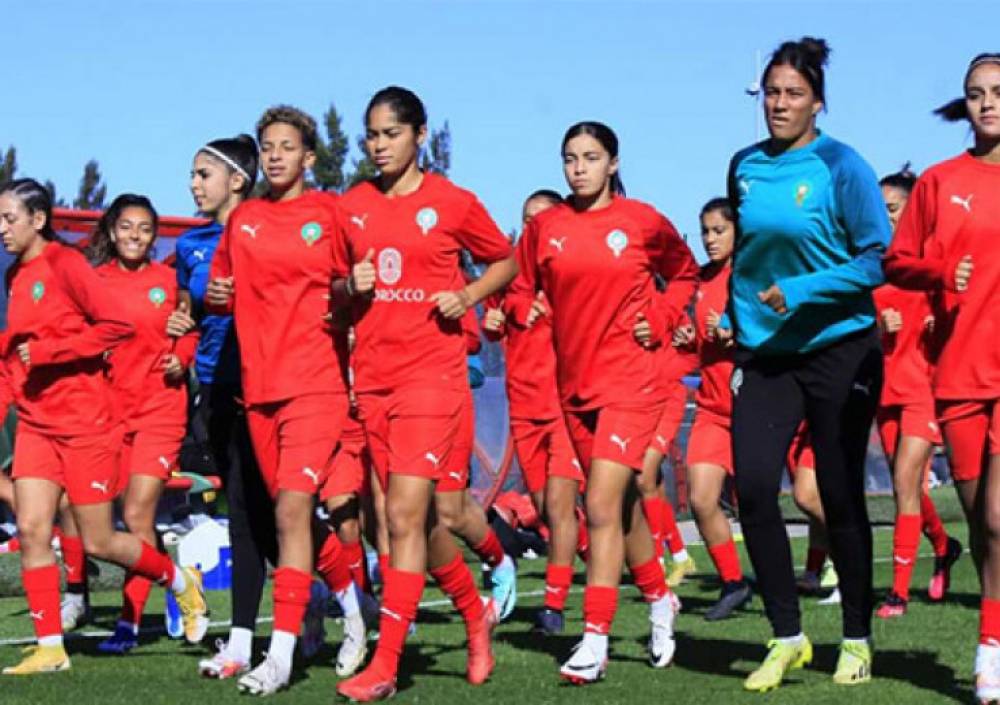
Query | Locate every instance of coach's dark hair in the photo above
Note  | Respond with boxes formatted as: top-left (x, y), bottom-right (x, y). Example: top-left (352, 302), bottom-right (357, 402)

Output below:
top-left (699, 197), bottom-right (734, 223)
top-left (365, 86), bottom-right (428, 131)
top-left (86, 194), bottom-right (159, 266)
top-left (199, 134), bottom-right (259, 197)
top-left (562, 121), bottom-right (625, 196)
top-left (0, 178), bottom-right (61, 242)
top-left (935, 53), bottom-right (1000, 123)
top-left (526, 189), bottom-right (563, 205)
top-left (763, 36), bottom-right (831, 108)
top-left (879, 162), bottom-right (918, 195)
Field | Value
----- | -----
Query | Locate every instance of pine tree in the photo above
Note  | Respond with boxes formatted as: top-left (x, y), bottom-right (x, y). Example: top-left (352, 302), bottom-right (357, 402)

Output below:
top-left (313, 103), bottom-right (351, 192)
top-left (0, 146), bottom-right (16, 183)
top-left (420, 122), bottom-right (452, 175)
top-left (73, 160), bottom-right (107, 210)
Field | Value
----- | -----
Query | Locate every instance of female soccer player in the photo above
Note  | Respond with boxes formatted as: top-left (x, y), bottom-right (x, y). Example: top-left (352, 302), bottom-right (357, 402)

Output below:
top-left (883, 53), bottom-right (1000, 703)
top-left (80, 194), bottom-right (199, 654)
top-left (329, 86), bottom-right (516, 702)
top-left (515, 121), bottom-right (697, 684)
top-left (725, 37), bottom-right (890, 690)
top-left (206, 107), bottom-right (363, 694)
top-left (0, 178), bottom-right (208, 675)
top-left (875, 165), bottom-right (961, 620)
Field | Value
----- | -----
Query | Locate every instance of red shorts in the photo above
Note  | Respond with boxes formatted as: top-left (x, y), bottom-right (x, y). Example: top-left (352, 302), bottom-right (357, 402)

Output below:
top-left (877, 401), bottom-right (942, 457)
top-left (358, 386), bottom-right (466, 492)
top-left (321, 412), bottom-right (371, 501)
top-left (564, 400), bottom-right (664, 472)
top-left (686, 408), bottom-right (732, 474)
top-left (649, 380), bottom-right (689, 455)
top-left (246, 392), bottom-right (348, 497)
top-left (118, 427), bottom-right (184, 485)
top-left (937, 399), bottom-right (1000, 482)
top-left (437, 391), bottom-right (475, 493)
top-left (511, 416), bottom-right (584, 494)
top-left (13, 427), bottom-right (123, 505)
top-left (786, 424), bottom-right (814, 479)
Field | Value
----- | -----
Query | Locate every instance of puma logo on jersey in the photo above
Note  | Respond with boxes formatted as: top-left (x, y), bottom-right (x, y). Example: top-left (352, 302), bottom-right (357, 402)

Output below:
top-left (158, 456), bottom-right (170, 469)
top-left (929, 421), bottom-right (939, 434)
top-left (301, 467), bottom-right (320, 485)
top-left (192, 249), bottom-right (206, 261)
top-left (852, 381), bottom-right (872, 397)
top-left (549, 237), bottom-right (567, 252)
top-left (447, 471), bottom-right (463, 482)
top-left (951, 194), bottom-right (973, 212)
top-left (571, 459), bottom-right (582, 472)
top-left (351, 214), bottom-right (369, 230)
top-left (29, 610), bottom-right (45, 622)
top-left (241, 224), bottom-right (261, 239)
top-left (609, 434), bottom-right (630, 453)
top-left (739, 178), bottom-right (753, 195)
top-left (425, 452), bottom-right (441, 469)
top-left (656, 434), bottom-right (668, 448)
top-left (90, 480), bottom-right (110, 495)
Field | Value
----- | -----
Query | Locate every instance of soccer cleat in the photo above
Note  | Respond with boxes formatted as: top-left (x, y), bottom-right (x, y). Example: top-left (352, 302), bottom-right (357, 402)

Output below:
top-left (705, 580), bottom-right (752, 621)
top-left (237, 653), bottom-right (290, 696)
top-left (97, 625), bottom-right (139, 655)
top-left (336, 666), bottom-right (398, 702)
top-left (819, 588), bottom-right (842, 606)
top-left (743, 636), bottom-right (813, 692)
top-left (559, 641), bottom-right (608, 685)
top-left (833, 640), bottom-right (872, 685)
top-left (875, 591), bottom-right (907, 619)
top-left (648, 610), bottom-right (676, 668)
top-left (796, 570), bottom-right (821, 595)
top-left (466, 609), bottom-right (495, 685)
top-left (199, 639), bottom-right (249, 679)
top-left (300, 580), bottom-right (329, 659)
top-left (174, 566), bottom-right (210, 644)
top-left (976, 641), bottom-right (1000, 704)
top-left (490, 556), bottom-right (517, 622)
top-left (820, 562), bottom-right (839, 589)
top-left (928, 537), bottom-right (963, 602)
top-left (666, 556), bottom-right (696, 587)
top-left (60, 596), bottom-right (90, 632)
top-left (336, 612), bottom-right (369, 678)
top-left (533, 608), bottom-right (565, 635)
top-left (2, 644), bottom-right (71, 675)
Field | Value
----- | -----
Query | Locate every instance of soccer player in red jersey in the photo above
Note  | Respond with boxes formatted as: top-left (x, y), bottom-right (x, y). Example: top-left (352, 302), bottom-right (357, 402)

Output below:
top-left (331, 87), bottom-right (517, 702)
top-left (515, 121), bottom-right (698, 683)
top-left (206, 106), bottom-right (363, 694)
top-left (875, 166), bottom-right (961, 620)
top-left (79, 194), bottom-right (199, 654)
top-left (0, 179), bottom-right (208, 675)
top-left (883, 55), bottom-right (1000, 699)
top-left (483, 189), bottom-right (586, 635)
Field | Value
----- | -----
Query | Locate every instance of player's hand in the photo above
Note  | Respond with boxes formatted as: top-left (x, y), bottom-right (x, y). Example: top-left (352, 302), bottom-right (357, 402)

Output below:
top-left (924, 314), bottom-right (935, 333)
top-left (206, 276), bottom-right (234, 306)
top-left (483, 307), bottom-right (506, 332)
top-left (880, 307), bottom-right (903, 334)
top-left (758, 284), bottom-right (787, 314)
top-left (16, 343), bottom-right (30, 369)
top-left (429, 289), bottom-right (472, 320)
top-left (672, 323), bottom-right (695, 348)
top-left (633, 312), bottom-right (653, 348)
top-left (526, 292), bottom-right (547, 327)
top-left (162, 354), bottom-right (185, 382)
top-left (166, 300), bottom-right (196, 337)
top-left (350, 248), bottom-right (376, 296)
top-left (955, 254), bottom-right (973, 292)
top-left (706, 308), bottom-right (734, 348)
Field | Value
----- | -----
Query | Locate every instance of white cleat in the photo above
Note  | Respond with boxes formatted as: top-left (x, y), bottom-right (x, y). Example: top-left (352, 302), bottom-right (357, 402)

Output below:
top-left (237, 653), bottom-right (289, 696)
top-left (199, 639), bottom-right (250, 679)
top-left (977, 641), bottom-right (1000, 704)
top-left (649, 611), bottom-right (677, 668)
top-left (335, 613), bottom-right (369, 677)
top-left (559, 641), bottom-right (608, 685)
top-left (60, 596), bottom-right (90, 632)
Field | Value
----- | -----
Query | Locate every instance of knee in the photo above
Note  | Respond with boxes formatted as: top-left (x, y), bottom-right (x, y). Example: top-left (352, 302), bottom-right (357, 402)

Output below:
top-left (16, 515), bottom-right (53, 549)
top-left (433, 498), bottom-right (463, 532)
top-left (274, 500), bottom-right (308, 537)
top-left (688, 485), bottom-right (716, 520)
top-left (81, 532), bottom-right (111, 558)
top-left (585, 493), bottom-right (621, 531)
top-left (122, 503), bottom-right (153, 533)
top-left (386, 502), bottom-right (424, 540)
top-left (792, 484), bottom-right (819, 517)
top-left (544, 493), bottom-right (575, 526)
top-left (985, 504), bottom-right (1000, 542)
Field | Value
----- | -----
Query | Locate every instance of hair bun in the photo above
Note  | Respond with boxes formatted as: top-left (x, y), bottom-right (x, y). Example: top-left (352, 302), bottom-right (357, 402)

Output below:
top-left (235, 133), bottom-right (256, 148)
top-left (798, 36), bottom-right (831, 66)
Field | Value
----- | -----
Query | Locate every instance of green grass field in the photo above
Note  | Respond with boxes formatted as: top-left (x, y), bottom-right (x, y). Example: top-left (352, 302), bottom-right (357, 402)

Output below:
top-left (0, 490), bottom-right (979, 704)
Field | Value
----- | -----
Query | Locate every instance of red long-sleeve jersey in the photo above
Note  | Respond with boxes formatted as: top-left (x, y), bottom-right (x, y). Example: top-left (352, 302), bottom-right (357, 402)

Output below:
top-left (334, 174), bottom-right (512, 393)
top-left (884, 152), bottom-right (1000, 400)
top-left (208, 191), bottom-right (349, 405)
top-left (513, 197), bottom-right (698, 411)
top-left (872, 284), bottom-right (935, 407)
top-left (692, 263), bottom-right (734, 417)
top-left (2, 243), bottom-right (133, 434)
top-left (97, 261), bottom-right (197, 430)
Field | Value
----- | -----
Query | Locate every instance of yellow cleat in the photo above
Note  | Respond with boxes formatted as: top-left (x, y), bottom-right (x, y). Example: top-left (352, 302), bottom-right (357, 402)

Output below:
top-left (2, 644), bottom-right (71, 675)
top-left (833, 640), bottom-right (872, 685)
top-left (743, 636), bottom-right (813, 692)
top-left (666, 557), bottom-right (697, 587)
top-left (174, 566), bottom-right (210, 644)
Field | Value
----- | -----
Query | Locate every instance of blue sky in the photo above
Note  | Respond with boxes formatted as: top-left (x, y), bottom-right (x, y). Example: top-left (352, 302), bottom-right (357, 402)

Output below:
top-left (3, 1), bottom-right (992, 260)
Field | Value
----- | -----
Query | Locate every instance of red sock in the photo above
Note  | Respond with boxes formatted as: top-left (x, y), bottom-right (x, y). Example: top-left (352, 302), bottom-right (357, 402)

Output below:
top-left (641, 497), bottom-right (665, 559)
top-left (630, 557), bottom-right (669, 603)
top-left (544, 563), bottom-right (573, 611)
top-left (921, 492), bottom-right (949, 557)
top-left (370, 568), bottom-right (425, 678)
top-left (892, 513), bottom-right (921, 600)
top-left (272, 566), bottom-right (312, 634)
top-left (660, 498), bottom-right (685, 555)
top-left (982, 598), bottom-right (1000, 645)
top-left (430, 554), bottom-right (485, 625)
top-left (575, 507), bottom-right (590, 562)
top-left (121, 572), bottom-right (153, 626)
top-left (61, 534), bottom-right (86, 592)
top-left (707, 540), bottom-right (743, 583)
top-left (131, 541), bottom-right (175, 586)
top-left (472, 531), bottom-right (504, 568)
top-left (23, 565), bottom-right (62, 640)
top-left (343, 541), bottom-right (370, 594)
top-left (805, 546), bottom-right (827, 575)
top-left (582, 585), bottom-right (618, 634)
top-left (315, 531), bottom-right (352, 594)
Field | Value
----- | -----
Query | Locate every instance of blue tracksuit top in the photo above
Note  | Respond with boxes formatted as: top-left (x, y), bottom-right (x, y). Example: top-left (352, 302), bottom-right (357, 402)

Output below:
top-left (726, 131), bottom-right (891, 355)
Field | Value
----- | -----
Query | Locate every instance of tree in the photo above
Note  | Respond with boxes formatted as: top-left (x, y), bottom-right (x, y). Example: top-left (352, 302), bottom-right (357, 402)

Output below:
top-left (420, 122), bottom-right (451, 176)
top-left (73, 160), bottom-right (107, 210)
top-left (44, 180), bottom-right (67, 207)
top-left (347, 136), bottom-right (378, 188)
top-left (0, 146), bottom-right (16, 183)
top-left (312, 103), bottom-right (351, 193)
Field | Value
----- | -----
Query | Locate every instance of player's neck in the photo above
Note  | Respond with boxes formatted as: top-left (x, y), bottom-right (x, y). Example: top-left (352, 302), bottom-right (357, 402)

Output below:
top-left (972, 136), bottom-right (1000, 164)
top-left (379, 164), bottom-right (423, 198)
top-left (571, 187), bottom-right (614, 213)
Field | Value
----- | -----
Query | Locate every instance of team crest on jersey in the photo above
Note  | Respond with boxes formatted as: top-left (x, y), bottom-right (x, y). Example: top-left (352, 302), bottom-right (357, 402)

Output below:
top-left (148, 287), bottom-right (167, 308)
top-left (300, 221), bottom-right (323, 246)
top-left (794, 181), bottom-right (812, 207)
top-left (31, 281), bottom-right (45, 303)
top-left (378, 247), bottom-right (403, 285)
top-left (606, 229), bottom-right (628, 258)
top-left (416, 207), bottom-right (438, 235)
